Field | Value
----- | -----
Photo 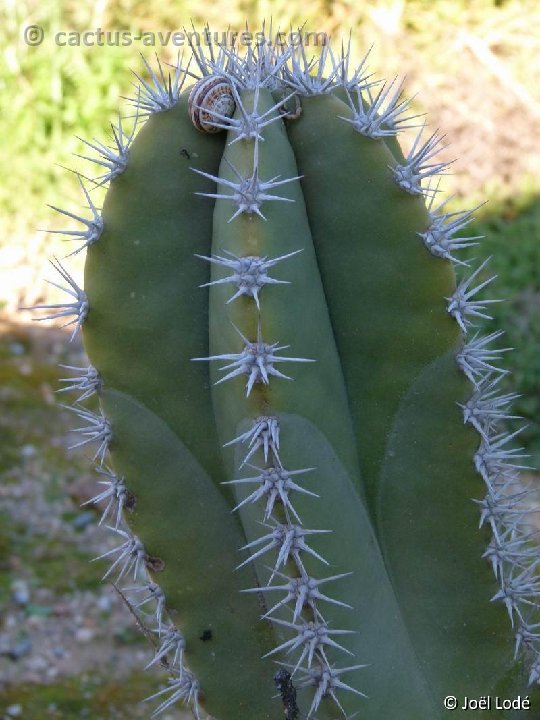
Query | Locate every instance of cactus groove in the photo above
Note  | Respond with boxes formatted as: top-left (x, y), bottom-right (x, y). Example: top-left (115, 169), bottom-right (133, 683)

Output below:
top-left (29, 27), bottom-right (540, 720)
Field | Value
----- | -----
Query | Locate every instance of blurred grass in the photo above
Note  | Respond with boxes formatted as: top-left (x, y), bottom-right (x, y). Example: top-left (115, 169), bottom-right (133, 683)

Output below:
top-left (0, 671), bottom-right (182, 719)
top-left (461, 194), bottom-right (540, 464)
top-left (2, 0), bottom-right (539, 237)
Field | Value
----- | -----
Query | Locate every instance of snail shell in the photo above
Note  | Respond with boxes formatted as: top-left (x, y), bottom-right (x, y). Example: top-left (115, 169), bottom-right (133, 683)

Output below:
top-left (277, 91), bottom-right (302, 121)
top-left (189, 76), bottom-right (236, 133)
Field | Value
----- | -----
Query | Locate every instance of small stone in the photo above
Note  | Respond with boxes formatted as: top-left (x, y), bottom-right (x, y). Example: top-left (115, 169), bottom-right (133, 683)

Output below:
top-left (46, 666), bottom-right (59, 679)
top-left (9, 342), bottom-right (25, 356)
top-left (27, 654), bottom-right (48, 671)
top-left (11, 579), bottom-right (30, 606)
top-left (34, 587), bottom-right (53, 602)
top-left (10, 638), bottom-right (33, 660)
top-left (4, 613), bottom-right (17, 629)
top-left (6, 704), bottom-right (23, 717)
top-left (75, 627), bottom-right (95, 643)
top-left (97, 595), bottom-right (112, 613)
top-left (52, 602), bottom-right (72, 617)
top-left (20, 444), bottom-right (36, 459)
top-left (40, 382), bottom-right (55, 405)
top-left (0, 635), bottom-right (10, 655)
top-left (72, 511), bottom-right (94, 530)
top-left (26, 604), bottom-right (52, 618)
top-left (18, 361), bottom-right (32, 376)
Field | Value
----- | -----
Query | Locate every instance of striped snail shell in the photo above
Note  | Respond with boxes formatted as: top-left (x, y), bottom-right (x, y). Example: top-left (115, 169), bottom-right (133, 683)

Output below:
top-left (278, 91), bottom-right (302, 121)
top-left (189, 76), bottom-right (236, 133)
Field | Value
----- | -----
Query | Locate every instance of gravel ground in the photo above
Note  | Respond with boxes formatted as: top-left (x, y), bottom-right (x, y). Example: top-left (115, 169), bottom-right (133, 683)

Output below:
top-left (0, 321), bottom-right (191, 719)
top-left (0, 473), bottom-right (151, 687)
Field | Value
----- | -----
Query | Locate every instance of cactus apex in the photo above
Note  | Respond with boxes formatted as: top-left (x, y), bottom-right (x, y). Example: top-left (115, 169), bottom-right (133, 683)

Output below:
top-left (191, 143), bottom-right (301, 221)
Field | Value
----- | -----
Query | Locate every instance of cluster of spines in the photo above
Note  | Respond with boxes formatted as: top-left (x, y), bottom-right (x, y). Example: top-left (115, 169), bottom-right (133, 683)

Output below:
top-left (190, 73), bottom-right (368, 717)
top-left (406, 110), bottom-right (540, 684)
top-left (25, 25), bottom-right (540, 719)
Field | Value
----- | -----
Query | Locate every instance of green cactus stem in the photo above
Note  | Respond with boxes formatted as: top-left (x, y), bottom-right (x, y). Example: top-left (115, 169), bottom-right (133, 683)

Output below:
top-left (28, 27), bottom-right (540, 720)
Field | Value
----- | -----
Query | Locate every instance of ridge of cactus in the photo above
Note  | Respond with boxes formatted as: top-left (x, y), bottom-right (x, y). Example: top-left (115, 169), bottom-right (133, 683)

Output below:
top-left (24, 24), bottom-right (540, 720)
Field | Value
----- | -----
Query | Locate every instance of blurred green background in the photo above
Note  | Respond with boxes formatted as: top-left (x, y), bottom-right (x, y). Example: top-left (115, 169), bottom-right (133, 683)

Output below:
top-left (0, 1), bottom-right (539, 718)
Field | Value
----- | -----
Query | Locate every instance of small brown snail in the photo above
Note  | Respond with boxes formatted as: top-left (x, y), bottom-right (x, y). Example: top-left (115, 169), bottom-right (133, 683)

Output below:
top-left (188, 76), bottom-right (236, 133)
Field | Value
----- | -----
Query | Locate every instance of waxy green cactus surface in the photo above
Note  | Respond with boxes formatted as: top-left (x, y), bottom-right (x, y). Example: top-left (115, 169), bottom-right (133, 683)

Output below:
top-left (30, 28), bottom-right (540, 720)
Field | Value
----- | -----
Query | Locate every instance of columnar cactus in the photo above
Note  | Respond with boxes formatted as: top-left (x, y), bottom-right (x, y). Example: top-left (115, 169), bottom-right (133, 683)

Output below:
top-left (30, 28), bottom-right (540, 719)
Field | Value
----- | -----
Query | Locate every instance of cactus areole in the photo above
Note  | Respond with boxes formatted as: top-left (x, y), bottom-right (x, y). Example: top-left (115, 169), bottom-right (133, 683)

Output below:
top-left (32, 27), bottom-right (540, 720)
